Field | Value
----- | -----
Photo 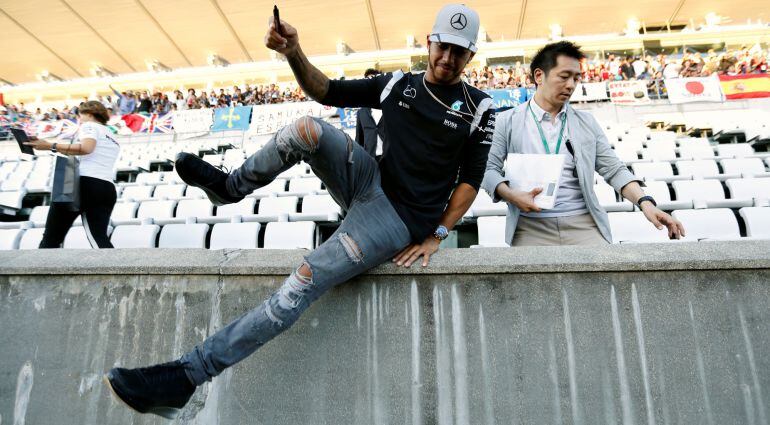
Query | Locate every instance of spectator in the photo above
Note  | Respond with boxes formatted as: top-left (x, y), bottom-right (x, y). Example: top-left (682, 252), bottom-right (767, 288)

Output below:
top-left (620, 56), bottom-right (636, 80)
top-left (137, 92), bottom-right (152, 114)
top-left (109, 85), bottom-right (137, 115)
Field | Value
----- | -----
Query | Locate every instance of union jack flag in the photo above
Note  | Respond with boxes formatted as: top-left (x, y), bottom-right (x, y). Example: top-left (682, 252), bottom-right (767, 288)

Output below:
top-left (142, 113), bottom-right (174, 134)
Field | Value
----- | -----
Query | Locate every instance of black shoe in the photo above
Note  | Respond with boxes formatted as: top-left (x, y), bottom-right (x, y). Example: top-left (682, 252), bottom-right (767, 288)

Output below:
top-left (175, 152), bottom-right (243, 206)
top-left (104, 361), bottom-right (196, 419)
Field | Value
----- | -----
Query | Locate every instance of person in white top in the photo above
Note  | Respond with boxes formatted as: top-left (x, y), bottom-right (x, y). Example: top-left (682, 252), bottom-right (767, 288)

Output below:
top-left (25, 101), bottom-right (120, 248)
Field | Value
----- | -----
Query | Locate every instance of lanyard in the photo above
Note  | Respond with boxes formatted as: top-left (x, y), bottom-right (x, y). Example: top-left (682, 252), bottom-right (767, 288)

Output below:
top-left (528, 101), bottom-right (567, 155)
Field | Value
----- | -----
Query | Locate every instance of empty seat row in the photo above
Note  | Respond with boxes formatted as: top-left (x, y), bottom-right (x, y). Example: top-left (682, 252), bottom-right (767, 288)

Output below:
top-left (0, 221), bottom-right (316, 250)
top-left (472, 207), bottom-right (770, 247)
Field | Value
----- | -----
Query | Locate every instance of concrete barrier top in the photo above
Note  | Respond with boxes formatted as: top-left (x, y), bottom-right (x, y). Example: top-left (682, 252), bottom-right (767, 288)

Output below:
top-left (1, 240), bottom-right (768, 276)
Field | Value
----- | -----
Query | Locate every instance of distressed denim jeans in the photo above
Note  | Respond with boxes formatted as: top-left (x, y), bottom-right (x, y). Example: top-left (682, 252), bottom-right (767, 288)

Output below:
top-left (181, 117), bottom-right (411, 385)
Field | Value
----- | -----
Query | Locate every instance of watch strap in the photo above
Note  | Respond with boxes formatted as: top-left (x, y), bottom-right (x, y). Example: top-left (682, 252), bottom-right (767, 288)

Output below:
top-left (636, 195), bottom-right (656, 208)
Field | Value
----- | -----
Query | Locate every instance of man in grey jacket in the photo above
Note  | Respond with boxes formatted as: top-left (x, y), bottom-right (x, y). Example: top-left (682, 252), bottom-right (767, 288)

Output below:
top-left (482, 41), bottom-right (684, 246)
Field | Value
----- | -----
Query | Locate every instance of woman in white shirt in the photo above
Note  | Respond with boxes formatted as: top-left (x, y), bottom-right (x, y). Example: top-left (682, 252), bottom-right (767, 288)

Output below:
top-left (25, 101), bottom-right (120, 248)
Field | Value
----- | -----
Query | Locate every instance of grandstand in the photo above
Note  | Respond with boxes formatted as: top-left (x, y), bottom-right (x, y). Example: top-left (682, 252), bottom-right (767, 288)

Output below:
top-left (1, 99), bottom-right (769, 250)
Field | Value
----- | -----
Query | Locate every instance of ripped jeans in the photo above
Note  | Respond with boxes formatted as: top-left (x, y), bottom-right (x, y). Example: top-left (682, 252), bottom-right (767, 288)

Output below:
top-left (181, 117), bottom-right (411, 385)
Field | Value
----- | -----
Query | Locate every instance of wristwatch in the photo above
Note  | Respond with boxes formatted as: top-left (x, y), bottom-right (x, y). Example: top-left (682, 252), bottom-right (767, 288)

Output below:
top-left (636, 195), bottom-right (656, 209)
top-left (50, 143), bottom-right (57, 153)
top-left (433, 225), bottom-right (449, 241)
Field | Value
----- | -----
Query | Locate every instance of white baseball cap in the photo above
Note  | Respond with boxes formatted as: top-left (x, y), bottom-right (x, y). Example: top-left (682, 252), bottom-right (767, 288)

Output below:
top-left (428, 4), bottom-right (480, 53)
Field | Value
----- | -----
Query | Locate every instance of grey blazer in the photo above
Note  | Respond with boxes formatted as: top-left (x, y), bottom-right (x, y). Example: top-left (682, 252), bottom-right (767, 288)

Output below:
top-left (481, 102), bottom-right (641, 244)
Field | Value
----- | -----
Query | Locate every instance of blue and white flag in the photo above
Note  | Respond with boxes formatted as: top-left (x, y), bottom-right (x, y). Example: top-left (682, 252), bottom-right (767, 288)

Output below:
top-left (212, 106), bottom-right (252, 131)
top-left (485, 88), bottom-right (530, 109)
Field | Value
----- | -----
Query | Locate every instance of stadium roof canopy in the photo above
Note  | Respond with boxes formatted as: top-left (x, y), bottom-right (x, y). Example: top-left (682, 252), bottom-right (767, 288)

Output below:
top-left (0, 0), bottom-right (767, 84)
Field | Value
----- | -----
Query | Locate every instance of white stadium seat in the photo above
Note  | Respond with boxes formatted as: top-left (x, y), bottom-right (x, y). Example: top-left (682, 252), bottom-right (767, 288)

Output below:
top-left (175, 199), bottom-right (214, 221)
top-left (672, 209), bottom-right (741, 241)
top-left (726, 178), bottom-right (770, 205)
top-left (135, 172), bottom-right (163, 185)
top-left (642, 181), bottom-right (692, 210)
top-left (29, 206), bottom-right (50, 227)
top-left (121, 185), bottom-right (154, 201)
top-left (642, 143), bottom-right (676, 161)
top-left (248, 179), bottom-right (288, 198)
top-left (209, 197), bottom-right (257, 223)
top-left (672, 179), bottom-right (752, 209)
top-left (110, 202), bottom-right (139, 225)
top-left (290, 195), bottom-right (341, 222)
top-left (63, 227), bottom-right (92, 249)
top-left (264, 221), bottom-right (315, 249)
top-left (739, 207), bottom-right (770, 239)
top-left (136, 200), bottom-right (177, 224)
top-left (287, 177), bottom-right (322, 195)
top-left (632, 162), bottom-right (675, 181)
top-left (609, 212), bottom-right (672, 243)
top-left (468, 191), bottom-right (507, 217)
top-left (678, 142), bottom-right (715, 160)
top-left (153, 184), bottom-right (187, 200)
top-left (185, 186), bottom-right (207, 199)
top-left (111, 224), bottom-right (160, 248)
top-left (18, 228), bottom-right (45, 249)
top-left (210, 222), bottom-right (261, 249)
top-left (675, 160), bottom-right (724, 179)
top-left (716, 144), bottom-right (755, 158)
top-left (593, 182), bottom-right (633, 212)
top-left (0, 190), bottom-right (26, 210)
top-left (158, 223), bottom-right (209, 248)
top-left (721, 158), bottom-right (769, 178)
top-left (239, 196), bottom-right (298, 223)
top-left (473, 216), bottom-right (508, 247)
top-left (613, 144), bottom-right (641, 162)
top-left (0, 229), bottom-right (25, 250)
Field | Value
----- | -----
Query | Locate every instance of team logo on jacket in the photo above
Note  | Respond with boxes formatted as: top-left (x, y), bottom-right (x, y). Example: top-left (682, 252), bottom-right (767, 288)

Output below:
top-left (403, 85), bottom-right (417, 98)
top-left (451, 100), bottom-right (463, 111)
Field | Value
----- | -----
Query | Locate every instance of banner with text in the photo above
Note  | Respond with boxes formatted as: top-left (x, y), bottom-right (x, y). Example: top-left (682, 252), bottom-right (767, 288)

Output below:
top-left (172, 109), bottom-right (214, 138)
top-left (608, 80), bottom-right (651, 105)
top-left (570, 82), bottom-right (609, 102)
top-left (485, 88), bottom-right (530, 109)
top-left (664, 76), bottom-right (724, 104)
top-left (212, 106), bottom-right (253, 132)
top-left (718, 74), bottom-right (770, 100)
top-left (248, 102), bottom-right (336, 135)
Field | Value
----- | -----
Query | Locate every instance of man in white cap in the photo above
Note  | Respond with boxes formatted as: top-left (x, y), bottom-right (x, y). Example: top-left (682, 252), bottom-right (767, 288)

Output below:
top-left (105, 4), bottom-right (495, 418)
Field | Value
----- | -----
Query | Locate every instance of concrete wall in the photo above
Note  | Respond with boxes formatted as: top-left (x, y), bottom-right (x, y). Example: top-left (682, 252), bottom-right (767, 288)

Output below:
top-left (1, 241), bottom-right (769, 425)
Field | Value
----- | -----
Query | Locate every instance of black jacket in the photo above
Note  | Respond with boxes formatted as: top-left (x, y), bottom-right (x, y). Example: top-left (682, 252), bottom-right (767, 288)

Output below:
top-left (354, 107), bottom-right (383, 158)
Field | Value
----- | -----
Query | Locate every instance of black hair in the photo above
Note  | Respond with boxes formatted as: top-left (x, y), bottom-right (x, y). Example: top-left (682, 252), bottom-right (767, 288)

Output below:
top-left (530, 41), bottom-right (586, 85)
top-left (364, 68), bottom-right (381, 78)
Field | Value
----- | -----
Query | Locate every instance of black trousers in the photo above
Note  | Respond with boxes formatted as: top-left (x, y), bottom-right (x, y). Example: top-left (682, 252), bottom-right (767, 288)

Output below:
top-left (39, 176), bottom-right (117, 249)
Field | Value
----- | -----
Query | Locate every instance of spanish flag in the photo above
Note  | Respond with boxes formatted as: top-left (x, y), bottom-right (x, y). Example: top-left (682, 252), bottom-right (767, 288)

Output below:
top-left (719, 74), bottom-right (770, 100)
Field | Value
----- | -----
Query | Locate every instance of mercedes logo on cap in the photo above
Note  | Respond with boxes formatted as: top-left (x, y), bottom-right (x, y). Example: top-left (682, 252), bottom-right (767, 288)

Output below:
top-left (450, 13), bottom-right (467, 30)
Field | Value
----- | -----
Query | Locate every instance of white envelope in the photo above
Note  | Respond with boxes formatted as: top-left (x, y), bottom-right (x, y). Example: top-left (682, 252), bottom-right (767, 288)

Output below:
top-left (504, 153), bottom-right (566, 210)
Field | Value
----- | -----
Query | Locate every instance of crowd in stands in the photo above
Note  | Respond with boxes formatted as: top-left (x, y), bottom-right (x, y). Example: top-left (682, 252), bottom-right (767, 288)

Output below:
top-left (1, 48), bottom-right (767, 125)
top-left (0, 82), bottom-right (308, 124)
top-left (463, 47), bottom-right (769, 89)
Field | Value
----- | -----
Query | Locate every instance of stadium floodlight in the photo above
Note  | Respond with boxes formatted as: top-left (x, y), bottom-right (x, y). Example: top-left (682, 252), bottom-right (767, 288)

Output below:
top-left (146, 60), bottom-right (172, 73)
top-left (704, 12), bottom-right (729, 28)
top-left (91, 65), bottom-right (116, 78)
top-left (336, 41), bottom-right (353, 56)
top-left (38, 70), bottom-right (64, 83)
top-left (406, 35), bottom-right (417, 49)
top-left (624, 18), bottom-right (641, 36)
top-left (548, 24), bottom-right (563, 40)
top-left (207, 54), bottom-right (230, 67)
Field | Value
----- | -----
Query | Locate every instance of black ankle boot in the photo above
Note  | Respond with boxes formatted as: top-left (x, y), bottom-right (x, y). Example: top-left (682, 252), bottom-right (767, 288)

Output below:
top-left (175, 152), bottom-right (244, 206)
top-left (105, 360), bottom-right (196, 419)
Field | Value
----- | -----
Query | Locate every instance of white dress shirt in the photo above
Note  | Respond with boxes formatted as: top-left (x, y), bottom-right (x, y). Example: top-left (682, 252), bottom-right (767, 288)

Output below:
top-left (519, 98), bottom-right (588, 218)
